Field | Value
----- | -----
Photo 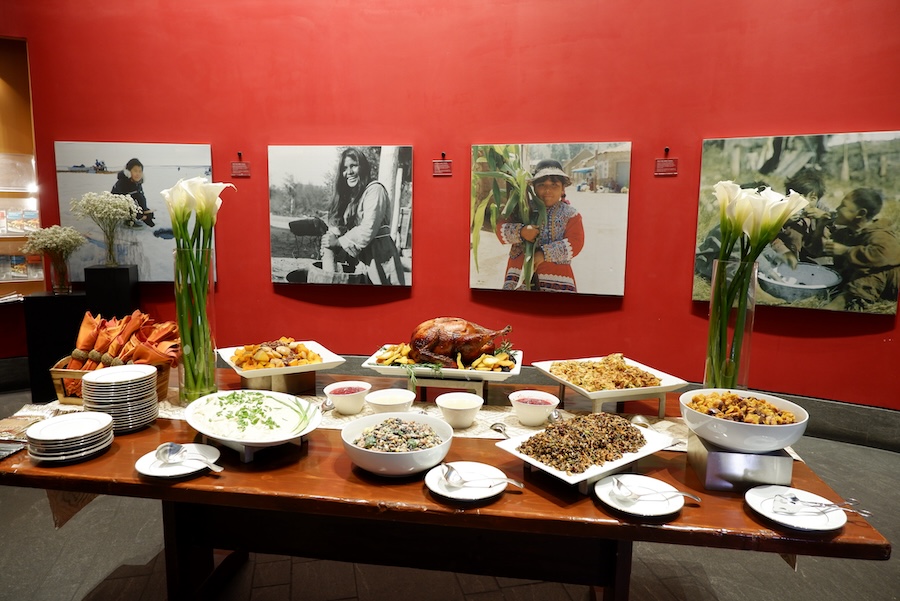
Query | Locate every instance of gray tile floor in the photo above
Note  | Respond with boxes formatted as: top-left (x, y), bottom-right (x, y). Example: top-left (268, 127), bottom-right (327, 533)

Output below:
top-left (0, 388), bottom-right (897, 601)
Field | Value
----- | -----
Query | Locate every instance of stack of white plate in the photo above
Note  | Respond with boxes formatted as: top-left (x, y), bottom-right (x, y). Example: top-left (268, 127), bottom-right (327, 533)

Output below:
top-left (26, 412), bottom-right (114, 463)
top-left (81, 364), bottom-right (160, 433)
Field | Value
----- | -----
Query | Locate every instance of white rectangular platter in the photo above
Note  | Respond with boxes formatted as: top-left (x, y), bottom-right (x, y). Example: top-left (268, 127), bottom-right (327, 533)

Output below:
top-left (495, 425), bottom-right (674, 487)
top-left (532, 356), bottom-right (687, 401)
top-left (362, 348), bottom-right (522, 382)
top-left (218, 340), bottom-right (345, 379)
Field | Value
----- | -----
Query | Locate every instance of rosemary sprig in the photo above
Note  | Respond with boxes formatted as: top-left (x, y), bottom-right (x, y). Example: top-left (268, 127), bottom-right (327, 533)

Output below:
top-left (401, 362), bottom-right (443, 389)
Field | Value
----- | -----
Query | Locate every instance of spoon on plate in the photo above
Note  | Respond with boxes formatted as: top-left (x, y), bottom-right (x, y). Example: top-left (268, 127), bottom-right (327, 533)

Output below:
top-left (611, 477), bottom-right (700, 504)
top-left (441, 463), bottom-right (523, 489)
top-left (321, 398), bottom-right (335, 412)
top-left (155, 442), bottom-right (223, 472)
top-left (490, 422), bottom-right (510, 438)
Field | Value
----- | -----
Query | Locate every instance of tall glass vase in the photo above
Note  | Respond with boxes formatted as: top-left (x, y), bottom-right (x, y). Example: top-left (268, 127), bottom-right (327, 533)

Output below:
top-left (48, 252), bottom-right (72, 295)
top-left (174, 248), bottom-right (217, 404)
top-left (704, 259), bottom-right (757, 389)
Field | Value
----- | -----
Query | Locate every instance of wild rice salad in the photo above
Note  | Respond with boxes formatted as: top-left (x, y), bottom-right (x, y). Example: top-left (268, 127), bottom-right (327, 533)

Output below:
top-left (353, 417), bottom-right (443, 452)
top-left (516, 413), bottom-right (646, 475)
top-left (549, 353), bottom-right (661, 392)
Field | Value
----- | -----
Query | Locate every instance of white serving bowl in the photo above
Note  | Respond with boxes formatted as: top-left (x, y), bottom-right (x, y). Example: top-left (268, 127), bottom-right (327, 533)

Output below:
top-left (340, 412), bottom-right (453, 476)
top-left (365, 388), bottom-right (417, 413)
top-left (679, 388), bottom-right (809, 453)
top-left (508, 390), bottom-right (560, 427)
top-left (435, 392), bottom-right (484, 429)
top-left (323, 381), bottom-right (372, 415)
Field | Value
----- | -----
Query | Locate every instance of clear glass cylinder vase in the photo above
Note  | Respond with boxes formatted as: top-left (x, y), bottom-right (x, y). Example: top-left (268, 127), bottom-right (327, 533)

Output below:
top-left (174, 248), bottom-right (217, 405)
top-left (703, 259), bottom-right (757, 389)
top-left (48, 253), bottom-right (72, 295)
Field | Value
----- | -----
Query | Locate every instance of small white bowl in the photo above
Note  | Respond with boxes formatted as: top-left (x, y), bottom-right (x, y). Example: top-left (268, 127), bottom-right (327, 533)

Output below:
top-left (365, 388), bottom-right (417, 413)
top-left (435, 392), bottom-right (484, 429)
top-left (323, 381), bottom-right (372, 415)
top-left (508, 390), bottom-right (560, 427)
top-left (340, 412), bottom-right (453, 476)
top-left (679, 388), bottom-right (809, 453)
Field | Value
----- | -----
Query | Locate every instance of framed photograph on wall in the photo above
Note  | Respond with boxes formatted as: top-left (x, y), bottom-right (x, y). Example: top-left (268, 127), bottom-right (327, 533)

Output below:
top-left (54, 141), bottom-right (212, 282)
top-left (692, 132), bottom-right (900, 314)
top-left (470, 142), bottom-right (631, 296)
top-left (268, 145), bottom-right (412, 286)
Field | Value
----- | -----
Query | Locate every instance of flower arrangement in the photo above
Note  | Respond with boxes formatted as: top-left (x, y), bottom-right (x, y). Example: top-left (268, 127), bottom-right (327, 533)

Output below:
top-left (162, 177), bottom-right (234, 404)
top-left (20, 225), bottom-right (86, 294)
top-left (70, 191), bottom-right (140, 266)
top-left (704, 181), bottom-right (807, 388)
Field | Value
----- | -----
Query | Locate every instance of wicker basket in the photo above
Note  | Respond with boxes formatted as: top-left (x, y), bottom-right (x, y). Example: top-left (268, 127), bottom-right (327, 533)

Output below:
top-left (50, 357), bottom-right (171, 406)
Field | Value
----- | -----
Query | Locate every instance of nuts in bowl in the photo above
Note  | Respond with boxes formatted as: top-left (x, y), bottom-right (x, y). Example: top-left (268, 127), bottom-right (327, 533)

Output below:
top-left (679, 388), bottom-right (809, 453)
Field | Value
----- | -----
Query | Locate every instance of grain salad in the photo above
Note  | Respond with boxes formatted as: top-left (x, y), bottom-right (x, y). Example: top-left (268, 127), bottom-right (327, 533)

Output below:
top-left (352, 417), bottom-right (443, 452)
top-left (516, 413), bottom-right (646, 475)
top-left (549, 353), bottom-right (661, 392)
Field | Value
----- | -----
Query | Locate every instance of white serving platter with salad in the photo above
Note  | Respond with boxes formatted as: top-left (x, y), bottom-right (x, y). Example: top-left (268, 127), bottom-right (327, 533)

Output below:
top-left (185, 389), bottom-right (322, 461)
top-left (218, 340), bottom-right (345, 379)
top-left (362, 347), bottom-right (523, 382)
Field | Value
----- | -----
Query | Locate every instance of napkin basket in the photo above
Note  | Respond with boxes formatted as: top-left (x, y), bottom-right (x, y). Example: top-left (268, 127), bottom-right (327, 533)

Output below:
top-left (50, 356), bottom-right (170, 405)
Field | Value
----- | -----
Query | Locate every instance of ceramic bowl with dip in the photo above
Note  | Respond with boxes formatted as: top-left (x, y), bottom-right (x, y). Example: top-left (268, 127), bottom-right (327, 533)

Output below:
top-left (365, 388), bottom-right (417, 413)
top-left (435, 392), bottom-right (484, 429)
top-left (340, 412), bottom-right (453, 476)
top-left (509, 390), bottom-right (560, 427)
top-left (679, 388), bottom-right (809, 453)
top-left (323, 381), bottom-right (372, 415)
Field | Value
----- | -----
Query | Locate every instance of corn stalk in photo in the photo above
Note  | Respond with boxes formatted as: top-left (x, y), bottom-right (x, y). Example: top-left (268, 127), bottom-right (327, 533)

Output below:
top-left (471, 145), bottom-right (546, 290)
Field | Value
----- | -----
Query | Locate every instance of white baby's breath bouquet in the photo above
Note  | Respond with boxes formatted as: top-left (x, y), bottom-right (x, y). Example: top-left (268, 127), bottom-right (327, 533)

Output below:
top-left (70, 191), bottom-right (140, 266)
top-left (20, 225), bottom-right (86, 294)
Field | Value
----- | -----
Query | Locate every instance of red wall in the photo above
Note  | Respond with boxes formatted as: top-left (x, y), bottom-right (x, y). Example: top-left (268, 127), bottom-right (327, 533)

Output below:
top-left (3, 0), bottom-right (899, 409)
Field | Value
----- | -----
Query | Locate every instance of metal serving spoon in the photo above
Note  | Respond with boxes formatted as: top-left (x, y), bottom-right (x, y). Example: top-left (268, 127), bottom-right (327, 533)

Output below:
top-left (321, 398), bottom-right (335, 412)
top-left (155, 442), bottom-right (223, 472)
top-left (773, 493), bottom-right (871, 517)
top-left (441, 463), bottom-right (523, 489)
top-left (489, 422), bottom-right (510, 438)
top-left (611, 477), bottom-right (700, 504)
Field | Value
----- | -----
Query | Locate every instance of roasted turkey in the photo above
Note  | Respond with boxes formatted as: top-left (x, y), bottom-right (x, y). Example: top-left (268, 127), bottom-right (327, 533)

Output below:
top-left (408, 317), bottom-right (512, 367)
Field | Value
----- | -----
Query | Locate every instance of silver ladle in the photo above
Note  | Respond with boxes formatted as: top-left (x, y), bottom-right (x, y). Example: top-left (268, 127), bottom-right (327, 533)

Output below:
top-left (155, 442), bottom-right (223, 472)
top-left (611, 477), bottom-right (700, 504)
top-left (441, 463), bottom-right (523, 489)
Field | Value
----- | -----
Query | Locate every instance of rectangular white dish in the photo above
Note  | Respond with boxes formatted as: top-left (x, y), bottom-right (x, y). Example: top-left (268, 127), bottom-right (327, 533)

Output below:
top-left (531, 356), bottom-right (687, 401)
top-left (362, 348), bottom-right (522, 382)
top-left (218, 340), bottom-right (345, 379)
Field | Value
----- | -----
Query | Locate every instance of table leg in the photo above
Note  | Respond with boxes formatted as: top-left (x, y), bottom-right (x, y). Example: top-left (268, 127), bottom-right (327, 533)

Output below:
top-left (592, 539), bottom-right (633, 601)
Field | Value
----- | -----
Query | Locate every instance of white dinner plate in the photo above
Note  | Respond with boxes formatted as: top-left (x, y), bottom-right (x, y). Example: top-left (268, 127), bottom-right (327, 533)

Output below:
top-left (135, 443), bottom-right (221, 478)
top-left (25, 412), bottom-right (114, 442)
top-left (362, 348), bottom-right (523, 382)
top-left (531, 356), bottom-right (687, 401)
top-left (81, 364), bottom-right (157, 385)
top-left (744, 485), bottom-right (848, 531)
top-left (28, 432), bottom-right (114, 462)
top-left (594, 474), bottom-right (685, 517)
top-left (425, 462), bottom-right (510, 501)
top-left (218, 341), bottom-right (345, 379)
top-left (495, 423), bottom-right (673, 486)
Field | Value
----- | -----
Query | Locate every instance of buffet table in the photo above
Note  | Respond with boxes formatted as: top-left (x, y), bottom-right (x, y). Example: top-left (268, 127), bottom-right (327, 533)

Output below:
top-left (0, 372), bottom-right (891, 601)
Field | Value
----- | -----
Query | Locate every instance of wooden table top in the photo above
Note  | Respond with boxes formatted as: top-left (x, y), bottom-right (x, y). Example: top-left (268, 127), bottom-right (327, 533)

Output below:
top-left (0, 370), bottom-right (890, 562)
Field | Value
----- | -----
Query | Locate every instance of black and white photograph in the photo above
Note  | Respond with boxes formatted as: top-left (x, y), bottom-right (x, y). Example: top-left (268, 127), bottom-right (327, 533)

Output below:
top-left (693, 132), bottom-right (900, 314)
top-left (54, 141), bottom-right (212, 282)
top-left (268, 145), bottom-right (412, 286)
top-left (470, 142), bottom-right (631, 296)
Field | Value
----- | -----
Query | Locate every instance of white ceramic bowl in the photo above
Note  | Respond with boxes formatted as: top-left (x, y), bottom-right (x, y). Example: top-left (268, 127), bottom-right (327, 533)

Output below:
top-left (340, 412), bottom-right (453, 476)
top-left (679, 388), bottom-right (809, 453)
top-left (323, 381), bottom-right (372, 415)
top-left (435, 392), bottom-right (484, 429)
top-left (508, 390), bottom-right (560, 427)
top-left (365, 388), bottom-right (417, 413)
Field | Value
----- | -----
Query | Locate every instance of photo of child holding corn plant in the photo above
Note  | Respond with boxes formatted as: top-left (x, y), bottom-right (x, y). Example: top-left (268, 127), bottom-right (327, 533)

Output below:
top-left (470, 143), bottom-right (631, 296)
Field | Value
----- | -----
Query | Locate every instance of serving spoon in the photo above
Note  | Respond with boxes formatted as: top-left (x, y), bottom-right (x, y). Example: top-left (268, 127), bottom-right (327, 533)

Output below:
top-left (489, 422), bottom-right (510, 438)
top-left (611, 477), bottom-right (700, 504)
top-left (441, 463), bottom-right (523, 489)
top-left (155, 442), bottom-right (223, 472)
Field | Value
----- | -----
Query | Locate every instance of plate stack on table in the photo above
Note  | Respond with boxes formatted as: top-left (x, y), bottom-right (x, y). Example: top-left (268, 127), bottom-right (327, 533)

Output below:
top-left (81, 364), bottom-right (160, 434)
top-left (26, 412), bottom-right (114, 463)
